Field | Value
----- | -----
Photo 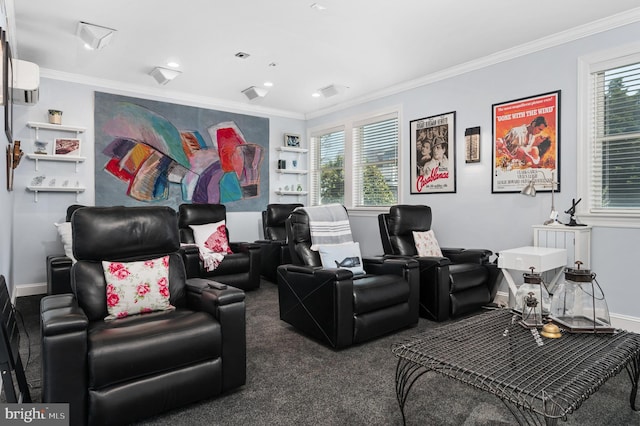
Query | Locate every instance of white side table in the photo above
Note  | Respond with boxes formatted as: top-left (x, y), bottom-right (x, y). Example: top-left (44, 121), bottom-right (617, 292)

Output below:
top-left (497, 246), bottom-right (567, 307)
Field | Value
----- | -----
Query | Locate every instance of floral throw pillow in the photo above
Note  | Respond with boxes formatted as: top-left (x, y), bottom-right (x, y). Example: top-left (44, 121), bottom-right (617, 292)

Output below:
top-left (101, 255), bottom-right (175, 321)
top-left (412, 230), bottom-right (444, 257)
top-left (190, 221), bottom-right (233, 254)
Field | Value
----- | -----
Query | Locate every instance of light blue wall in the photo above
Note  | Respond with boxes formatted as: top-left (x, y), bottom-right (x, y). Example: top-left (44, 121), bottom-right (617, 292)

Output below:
top-left (308, 21), bottom-right (640, 319)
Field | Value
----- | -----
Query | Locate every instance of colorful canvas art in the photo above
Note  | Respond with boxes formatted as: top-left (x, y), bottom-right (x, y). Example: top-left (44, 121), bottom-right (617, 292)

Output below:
top-left (94, 92), bottom-right (268, 211)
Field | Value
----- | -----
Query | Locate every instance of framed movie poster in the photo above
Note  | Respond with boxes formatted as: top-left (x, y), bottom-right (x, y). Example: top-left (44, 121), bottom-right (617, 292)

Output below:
top-left (492, 90), bottom-right (560, 193)
top-left (410, 111), bottom-right (456, 194)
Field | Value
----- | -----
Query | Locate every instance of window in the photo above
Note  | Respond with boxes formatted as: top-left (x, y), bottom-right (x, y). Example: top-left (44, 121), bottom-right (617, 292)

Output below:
top-left (578, 45), bottom-right (640, 226)
top-left (310, 110), bottom-right (399, 209)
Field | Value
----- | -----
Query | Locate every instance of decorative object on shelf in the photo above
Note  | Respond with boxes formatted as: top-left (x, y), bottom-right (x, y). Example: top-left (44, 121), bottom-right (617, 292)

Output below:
top-left (278, 159), bottom-right (286, 169)
top-left (34, 140), bottom-right (49, 155)
top-left (492, 90), bottom-right (560, 193)
top-left (292, 159), bottom-right (298, 169)
top-left (410, 111), bottom-right (456, 194)
top-left (520, 169), bottom-right (561, 225)
top-left (5, 141), bottom-right (23, 191)
top-left (48, 109), bottom-right (63, 125)
top-left (516, 267), bottom-right (550, 329)
top-left (54, 138), bottom-right (81, 156)
top-left (297, 184), bottom-right (302, 192)
top-left (464, 126), bottom-right (480, 163)
top-left (549, 261), bottom-right (614, 333)
top-left (30, 175), bottom-right (45, 186)
top-left (284, 185), bottom-right (290, 191)
top-left (284, 133), bottom-right (300, 147)
top-left (564, 198), bottom-right (587, 226)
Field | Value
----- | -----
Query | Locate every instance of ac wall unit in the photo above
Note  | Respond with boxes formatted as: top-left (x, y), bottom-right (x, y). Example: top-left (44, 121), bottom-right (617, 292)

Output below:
top-left (12, 59), bottom-right (40, 105)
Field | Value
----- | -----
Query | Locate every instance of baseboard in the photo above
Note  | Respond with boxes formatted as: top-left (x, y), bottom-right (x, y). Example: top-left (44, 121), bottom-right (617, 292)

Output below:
top-left (494, 290), bottom-right (640, 333)
top-left (13, 282), bottom-right (47, 301)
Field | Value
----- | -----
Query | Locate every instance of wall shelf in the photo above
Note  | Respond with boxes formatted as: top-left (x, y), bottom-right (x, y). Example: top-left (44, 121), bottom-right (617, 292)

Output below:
top-left (26, 186), bottom-right (86, 202)
top-left (27, 121), bottom-right (86, 134)
top-left (276, 169), bottom-right (307, 175)
top-left (26, 153), bottom-right (86, 172)
top-left (275, 190), bottom-right (308, 196)
top-left (276, 146), bottom-right (308, 154)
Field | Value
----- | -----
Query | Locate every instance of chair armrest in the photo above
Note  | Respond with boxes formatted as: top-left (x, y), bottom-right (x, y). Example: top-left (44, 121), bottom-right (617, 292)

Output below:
top-left (363, 256), bottom-right (418, 276)
top-left (442, 248), bottom-right (492, 264)
top-left (179, 244), bottom-right (201, 279)
top-left (384, 253), bottom-right (452, 267)
top-left (46, 254), bottom-right (73, 295)
top-left (229, 241), bottom-right (261, 254)
top-left (185, 278), bottom-right (246, 391)
top-left (40, 294), bottom-right (89, 421)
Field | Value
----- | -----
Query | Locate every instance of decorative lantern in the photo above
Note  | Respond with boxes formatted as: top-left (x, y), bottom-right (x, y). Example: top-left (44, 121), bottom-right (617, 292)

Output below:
top-left (516, 267), bottom-right (550, 329)
top-left (549, 261), bottom-right (614, 333)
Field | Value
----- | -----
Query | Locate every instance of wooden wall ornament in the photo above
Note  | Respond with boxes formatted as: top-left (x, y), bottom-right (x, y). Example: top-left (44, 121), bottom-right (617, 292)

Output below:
top-left (6, 140), bottom-right (23, 191)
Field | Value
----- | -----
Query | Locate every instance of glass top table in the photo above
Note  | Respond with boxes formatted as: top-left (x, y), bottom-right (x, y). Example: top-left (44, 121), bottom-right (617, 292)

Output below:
top-left (392, 309), bottom-right (640, 425)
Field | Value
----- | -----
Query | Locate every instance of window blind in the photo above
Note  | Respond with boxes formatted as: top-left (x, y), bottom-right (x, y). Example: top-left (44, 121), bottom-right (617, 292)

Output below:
top-left (352, 113), bottom-right (398, 207)
top-left (590, 61), bottom-right (640, 211)
top-left (310, 128), bottom-right (345, 206)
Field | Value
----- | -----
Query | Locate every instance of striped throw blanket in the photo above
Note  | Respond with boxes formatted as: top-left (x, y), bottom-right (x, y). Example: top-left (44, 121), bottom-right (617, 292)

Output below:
top-left (298, 204), bottom-right (353, 250)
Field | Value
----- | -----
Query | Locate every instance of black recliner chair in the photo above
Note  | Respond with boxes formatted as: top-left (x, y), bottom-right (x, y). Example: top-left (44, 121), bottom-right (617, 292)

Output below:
top-left (379, 204), bottom-right (500, 322)
top-left (254, 203), bottom-right (302, 282)
top-left (40, 206), bottom-right (246, 426)
top-left (277, 206), bottom-right (419, 349)
top-left (178, 203), bottom-right (261, 291)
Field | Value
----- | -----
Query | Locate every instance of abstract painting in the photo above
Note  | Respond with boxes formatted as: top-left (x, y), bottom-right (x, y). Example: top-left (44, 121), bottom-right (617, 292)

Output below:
top-left (94, 92), bottom-right (268, 211)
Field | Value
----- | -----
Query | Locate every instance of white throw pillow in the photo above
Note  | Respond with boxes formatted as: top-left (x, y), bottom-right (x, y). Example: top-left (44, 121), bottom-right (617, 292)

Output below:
top-left (413, 230), bottom-right (443, 257)
top-left (317, 242), bottom-right (365, 275)
top-left (189, 221), bottom-right (232, 254)
top-left (102, 255), bottom-right (175, 320)
top-left (54, 222), bottom-right (77, 263)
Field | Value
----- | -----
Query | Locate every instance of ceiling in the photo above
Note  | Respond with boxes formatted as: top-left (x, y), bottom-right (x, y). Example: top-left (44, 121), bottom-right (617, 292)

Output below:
top-left (10, 1), bottom-right (640, 118)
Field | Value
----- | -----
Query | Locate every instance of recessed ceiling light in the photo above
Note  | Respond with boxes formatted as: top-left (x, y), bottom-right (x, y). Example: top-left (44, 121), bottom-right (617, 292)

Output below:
top-left (312, 92), bottom-right (321, 98)
top-left (310, 3), bottom-right (326, 11)
top-left (167, 61), bottom-right (180, 68)
top-left (264, 81), bottom-right (274, 87)
top-left (268, 62), bottom-right (277, 67)
top-left (235, 52), bottom-right (250, 59)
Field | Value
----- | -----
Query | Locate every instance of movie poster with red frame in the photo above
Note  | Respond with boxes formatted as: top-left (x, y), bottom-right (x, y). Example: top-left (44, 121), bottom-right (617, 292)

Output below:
top-left (492, 91), bottom-right (560, 193)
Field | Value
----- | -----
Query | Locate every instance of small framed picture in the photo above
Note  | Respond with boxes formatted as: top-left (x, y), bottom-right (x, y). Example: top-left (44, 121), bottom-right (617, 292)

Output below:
top-left (54, 138), bottom-right (81, 156)
top-left (284, 133), bottom-right (301, 147)
top-left (465, 127), bottom-right (481, 163)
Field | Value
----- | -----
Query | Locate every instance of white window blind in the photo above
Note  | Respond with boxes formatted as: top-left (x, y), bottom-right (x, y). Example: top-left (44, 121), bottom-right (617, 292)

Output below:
top-left (352, 113), bottom-right (398, 207)
top-left (590, 61), bottom-right (640, 212)
top-left (310, 127), bottom-right (345, 206)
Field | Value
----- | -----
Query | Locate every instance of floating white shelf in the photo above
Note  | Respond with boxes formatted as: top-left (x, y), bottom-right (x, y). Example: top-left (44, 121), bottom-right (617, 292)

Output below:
top-left (27, 121), bottom-right (86, 133)
top-left (26, 186), bottom-right (86, 202)
top-left (276, 169), bottom-right (308, 175)
top-left (26, 153), bottom-right (86, 172)
top-left (275, 190), bottom-right (308, 196)
top-left (276, 146), bottom-right (308, 154)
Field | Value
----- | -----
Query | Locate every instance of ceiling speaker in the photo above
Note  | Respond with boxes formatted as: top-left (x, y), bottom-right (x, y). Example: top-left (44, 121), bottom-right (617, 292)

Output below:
top-left (76, 21), bottom-right (116, 50)
top-left (320, 85), bottom-right (340, 98)
top-left (242, 86), bottom-right (268, 100)
top-left (150, 67), bottom-right (182, 85)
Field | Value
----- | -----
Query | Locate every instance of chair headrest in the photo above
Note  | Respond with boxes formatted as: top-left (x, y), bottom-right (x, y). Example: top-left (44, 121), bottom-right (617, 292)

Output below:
top-left (72, 206), bottom-right (179, 261)
top-left (178, 203), bottom-right (227, 228)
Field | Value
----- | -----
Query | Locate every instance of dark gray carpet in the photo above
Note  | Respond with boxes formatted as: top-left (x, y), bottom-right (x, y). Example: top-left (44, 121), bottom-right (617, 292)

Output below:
top-left (12, 281), bottom-right (640, 425)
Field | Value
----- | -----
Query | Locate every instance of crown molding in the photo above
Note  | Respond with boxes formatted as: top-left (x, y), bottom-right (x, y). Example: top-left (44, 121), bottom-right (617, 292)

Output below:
top-left (305, 7), bottom-right (640, 120)
top-left (39, 68), bottom-right (305, 120)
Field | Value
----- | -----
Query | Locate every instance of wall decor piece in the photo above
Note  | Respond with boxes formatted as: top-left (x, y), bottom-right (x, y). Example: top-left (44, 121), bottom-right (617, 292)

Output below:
top-left (284, 133), bottom-right (300, 147)
top-left (3, 29), bottom-right (13, 142)
top-left (492, 90), bottom-right (560, 193)
top-left (94, 92), bottom-right (269, 212)
top-left (54, 138), bottom-right (81, 156)
top-left (410, 111), bottom-right (456, 194)
top-left (464, 126), bottom-right (480, 163)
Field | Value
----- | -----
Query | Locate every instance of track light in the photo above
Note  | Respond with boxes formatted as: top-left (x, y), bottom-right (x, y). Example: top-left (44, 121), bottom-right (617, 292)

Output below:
top-left (149, 67), bottom-right (182, 85)
top-left (242, 86), bottom-right (269, 100)
top-left (76, 21), bottom-right (116, 50)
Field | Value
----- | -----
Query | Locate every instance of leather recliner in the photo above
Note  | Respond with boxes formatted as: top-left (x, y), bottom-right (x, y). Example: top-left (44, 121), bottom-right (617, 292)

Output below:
top-left (40, 206), bottom-right (246, 426)
top-left (46, 204), bottom-right (85, 295)
top-left (178, 203), bottom-right (261, 291)
top-left (379, 204), bottom-right (500, 322)
top-left (277, 207), bottom-right (419, 349)
top-left (254, 203), bottom-right (302, 283)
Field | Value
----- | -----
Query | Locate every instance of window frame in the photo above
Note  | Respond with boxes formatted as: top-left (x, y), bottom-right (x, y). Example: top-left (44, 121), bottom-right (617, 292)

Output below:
top-left (308, 106), bottom-right (403, 213)
top-left (577, 42), bottom-right (640, 228)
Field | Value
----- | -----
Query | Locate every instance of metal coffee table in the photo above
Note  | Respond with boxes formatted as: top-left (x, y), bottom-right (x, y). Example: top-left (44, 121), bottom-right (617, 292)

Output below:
top-left (392, 309), bottom-right (640, 425)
